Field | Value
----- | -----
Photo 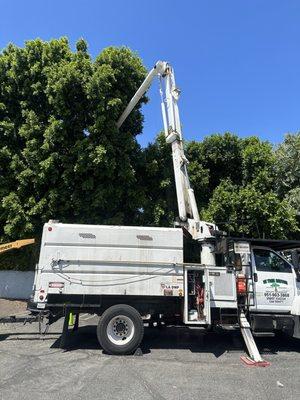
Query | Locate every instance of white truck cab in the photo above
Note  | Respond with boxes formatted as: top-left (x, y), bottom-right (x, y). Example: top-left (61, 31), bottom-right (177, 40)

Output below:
top-left (251, 246), bottom-right (298, 313)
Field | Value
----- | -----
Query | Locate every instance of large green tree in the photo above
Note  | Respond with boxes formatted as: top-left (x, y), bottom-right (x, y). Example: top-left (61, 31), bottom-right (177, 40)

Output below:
top-left (0, 38), bottom-right (147, 268)
top-left (275, 133), bottom-right (300, 216)
top-left (142, 132), bottom-right (299, 239)
top-left (200, 135), bottom-right (298, 238)
top-left (0, 38), bottom-right (146, 242)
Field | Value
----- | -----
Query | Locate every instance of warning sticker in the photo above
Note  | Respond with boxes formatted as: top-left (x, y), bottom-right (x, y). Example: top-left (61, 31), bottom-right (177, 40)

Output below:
top-left (234, 242), bottom-right (250, 254)
top-left (161, 282), bottom-right (183, 296)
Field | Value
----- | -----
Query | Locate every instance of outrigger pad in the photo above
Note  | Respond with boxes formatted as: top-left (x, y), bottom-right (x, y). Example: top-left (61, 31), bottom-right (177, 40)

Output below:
top-left (240, 355), bottom-right (271, 367)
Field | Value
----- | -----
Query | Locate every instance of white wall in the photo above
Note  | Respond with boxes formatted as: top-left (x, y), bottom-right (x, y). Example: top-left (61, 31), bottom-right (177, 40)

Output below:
top-left (0, 271), bottom-right (34, 299)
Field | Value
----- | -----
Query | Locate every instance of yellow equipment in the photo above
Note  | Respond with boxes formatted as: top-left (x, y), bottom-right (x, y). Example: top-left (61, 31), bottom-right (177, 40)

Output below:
top-left (0, 239), bottom-right (35, 254)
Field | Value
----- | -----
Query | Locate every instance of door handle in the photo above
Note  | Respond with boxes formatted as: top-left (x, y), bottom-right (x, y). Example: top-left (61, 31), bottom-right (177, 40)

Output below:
top-left (253, 273), bottom-right (258, 282)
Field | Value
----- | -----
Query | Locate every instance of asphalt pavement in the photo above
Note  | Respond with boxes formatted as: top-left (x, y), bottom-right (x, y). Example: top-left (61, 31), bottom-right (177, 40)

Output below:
top-left (0, 314), bottom-right (299, 400)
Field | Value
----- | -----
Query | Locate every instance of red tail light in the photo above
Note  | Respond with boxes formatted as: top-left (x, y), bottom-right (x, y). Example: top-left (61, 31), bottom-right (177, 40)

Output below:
top-left (237, 274), bottom-right (247, 295)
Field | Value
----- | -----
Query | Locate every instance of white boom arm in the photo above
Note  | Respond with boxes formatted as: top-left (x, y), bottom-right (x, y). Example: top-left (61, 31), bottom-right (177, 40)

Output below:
top-left (117, 61), bottom-right (215, 244)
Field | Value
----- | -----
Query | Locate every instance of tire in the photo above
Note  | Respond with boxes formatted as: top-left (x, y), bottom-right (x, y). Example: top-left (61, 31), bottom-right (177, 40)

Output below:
top-left (97, 304), bottom-right (144, 355)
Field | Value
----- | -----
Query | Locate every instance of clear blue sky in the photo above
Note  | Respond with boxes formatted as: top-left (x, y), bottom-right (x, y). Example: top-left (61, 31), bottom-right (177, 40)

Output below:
top-left (1, 0), bottom-right (299, 146)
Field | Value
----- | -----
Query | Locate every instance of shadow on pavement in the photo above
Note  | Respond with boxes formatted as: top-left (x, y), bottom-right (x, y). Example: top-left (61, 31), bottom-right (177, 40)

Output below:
top-left (1, 317), bottom-right (298, 357)
top-left (49, 324), bottom-right (300, 357)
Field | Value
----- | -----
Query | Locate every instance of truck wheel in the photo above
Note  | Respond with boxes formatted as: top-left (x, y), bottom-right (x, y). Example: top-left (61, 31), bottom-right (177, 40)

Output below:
top-left (97, 304), bottom-right (144, 355)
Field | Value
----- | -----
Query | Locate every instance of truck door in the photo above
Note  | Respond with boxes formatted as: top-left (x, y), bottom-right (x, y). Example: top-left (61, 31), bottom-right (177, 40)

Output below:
top-left (252, 247), bottom-right (295, 312)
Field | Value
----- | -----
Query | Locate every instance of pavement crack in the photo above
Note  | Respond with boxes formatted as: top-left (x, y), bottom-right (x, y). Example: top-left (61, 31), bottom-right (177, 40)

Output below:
top-left (123, 360), bottom-right (167, 400)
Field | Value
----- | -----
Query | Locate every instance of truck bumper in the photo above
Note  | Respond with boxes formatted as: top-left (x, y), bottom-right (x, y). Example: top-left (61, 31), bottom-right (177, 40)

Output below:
top-left (250, 313), bottom-right (295, 337)
top-left (293, 316), bottom-right (300, 339)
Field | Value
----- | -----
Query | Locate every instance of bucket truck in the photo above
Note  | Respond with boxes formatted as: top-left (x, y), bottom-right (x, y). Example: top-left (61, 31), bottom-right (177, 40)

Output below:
top-left (29, 61), bottom-right (300, 364)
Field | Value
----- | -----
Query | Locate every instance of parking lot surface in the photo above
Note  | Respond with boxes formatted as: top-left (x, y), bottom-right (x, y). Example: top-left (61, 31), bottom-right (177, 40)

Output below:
top-left (0, 313), bottom-right (299, 400)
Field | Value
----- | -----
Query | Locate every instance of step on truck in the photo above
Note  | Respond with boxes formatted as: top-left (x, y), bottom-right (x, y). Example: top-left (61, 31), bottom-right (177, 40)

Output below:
top-left (29, 61), bottom-right (300, 362)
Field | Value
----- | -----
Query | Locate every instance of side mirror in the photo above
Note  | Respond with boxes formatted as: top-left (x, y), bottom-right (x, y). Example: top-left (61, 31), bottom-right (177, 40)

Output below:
top-left (227, 251), bottom-right (243, 271)
top-left (291, 250), bottom-right (300, 282)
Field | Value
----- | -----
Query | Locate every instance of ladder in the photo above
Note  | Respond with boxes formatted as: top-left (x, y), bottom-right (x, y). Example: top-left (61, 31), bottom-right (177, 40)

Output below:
top-left (239, 310), bottom-right (270, 366)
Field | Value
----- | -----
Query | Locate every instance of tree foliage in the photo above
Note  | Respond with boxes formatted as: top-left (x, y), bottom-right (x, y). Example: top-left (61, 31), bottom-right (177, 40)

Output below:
top-left (143, 133), bottom-right (299, 239)
top-left (275, 133), bottom-right (300, 216)
top-left (0, 38), bottom-right (147, 268)
top-left (0, 38), bottom-right (146, 245)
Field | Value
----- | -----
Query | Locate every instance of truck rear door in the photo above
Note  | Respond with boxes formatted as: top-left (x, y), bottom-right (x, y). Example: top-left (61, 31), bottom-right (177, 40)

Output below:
top-left (252, 246), bottom-right (295, 312)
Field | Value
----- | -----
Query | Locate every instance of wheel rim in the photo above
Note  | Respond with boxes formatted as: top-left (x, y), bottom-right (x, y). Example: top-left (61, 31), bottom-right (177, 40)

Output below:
top-left (106, 315), bottom-right (135, 346)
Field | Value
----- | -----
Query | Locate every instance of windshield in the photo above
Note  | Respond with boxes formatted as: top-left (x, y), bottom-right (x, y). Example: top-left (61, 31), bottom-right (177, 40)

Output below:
top-left (253, 248), bottom-right (292, 273)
